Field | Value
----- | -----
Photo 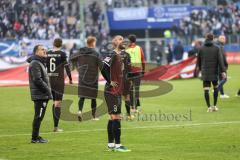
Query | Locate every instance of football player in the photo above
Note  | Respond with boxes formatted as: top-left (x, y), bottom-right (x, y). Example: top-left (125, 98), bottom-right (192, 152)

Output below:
top-left (46, 38), bottom-right (72, 132)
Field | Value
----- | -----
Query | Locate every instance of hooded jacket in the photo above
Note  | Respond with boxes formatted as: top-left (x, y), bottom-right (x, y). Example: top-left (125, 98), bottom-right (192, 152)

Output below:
top-left (71, 47), bottom-right (102, 98)
top-left (197, 40), bottom-right (226, 81)
top-left (27, 55), bottom-right (52, 101)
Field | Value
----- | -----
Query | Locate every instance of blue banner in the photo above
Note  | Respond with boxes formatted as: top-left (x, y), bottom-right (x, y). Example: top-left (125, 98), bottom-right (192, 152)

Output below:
top-left (107, 4), bottom-right (207, 30)
top-left (0, 40), bottom-right (19, 57)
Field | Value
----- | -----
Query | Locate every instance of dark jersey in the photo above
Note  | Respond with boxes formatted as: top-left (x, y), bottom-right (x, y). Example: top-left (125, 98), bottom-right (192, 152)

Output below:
top-left (102, 51), bottom-right (124, 95)
top-left (109, 52), bottom-right (123, 95)
top-left (46, 50), bottom-right (72, 81)
top-left (101, 56), bottom-right (111, 84)
top-left (120, 50), bottom-right (131, 81)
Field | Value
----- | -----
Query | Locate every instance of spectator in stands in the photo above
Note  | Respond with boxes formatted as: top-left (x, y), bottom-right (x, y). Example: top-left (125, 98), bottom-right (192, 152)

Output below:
top-left (153, 40), bottom-right (164, 65)
top-left (166, 41), bottom-right (174, 64)
top-left (188, 40), bottom-right (202, 57)
top-left (0, 0), bottom-right (108, 47)
top-left (173, 41), bottom-right (184, 61)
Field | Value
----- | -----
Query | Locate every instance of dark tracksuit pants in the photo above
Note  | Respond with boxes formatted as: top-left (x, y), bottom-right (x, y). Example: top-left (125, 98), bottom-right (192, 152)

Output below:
top-left (130, 73), bottom-right (142, 108)
top-left (32, 100), bottom-right (48, 140)
top-left (218, 74), bottom-right (227, 95)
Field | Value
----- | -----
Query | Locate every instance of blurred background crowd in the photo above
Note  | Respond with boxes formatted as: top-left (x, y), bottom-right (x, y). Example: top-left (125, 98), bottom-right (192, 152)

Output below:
top-left (0, 0), bottom-right (239, 64)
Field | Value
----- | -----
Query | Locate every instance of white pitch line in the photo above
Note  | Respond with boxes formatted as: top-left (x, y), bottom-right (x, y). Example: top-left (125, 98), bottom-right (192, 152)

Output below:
top-left (0, 121), bottom-right (240, 138)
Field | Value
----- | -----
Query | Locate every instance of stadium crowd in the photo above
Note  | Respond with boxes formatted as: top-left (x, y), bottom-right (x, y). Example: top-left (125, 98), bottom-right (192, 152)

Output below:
top-left (175, 1), bottom-right (240, 44)
top-left (0, 0), bottom-right (108, 43)
top-left (0, 0), bottom-right (240, 46)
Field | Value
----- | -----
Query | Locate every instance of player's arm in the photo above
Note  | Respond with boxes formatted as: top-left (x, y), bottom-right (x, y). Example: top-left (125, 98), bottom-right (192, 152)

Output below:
top-left (221, 48), bottom-right (228, 70)
top-left (126, 52), bottom-right (132, 80)
top-left (140, 47), bottom-right (145, 73)
top-left (31, 62), bottom-right (51, 94)
top-left (63, 53), bottom-right (73, 83)
top-left (110, 54), bottom-right (118, 87)
top-left (217, 48), bottom-right (226, 79)
top-left (196, 50), bottom-right (201, 71)
top-left (65, 64), bottom-right (72, 83)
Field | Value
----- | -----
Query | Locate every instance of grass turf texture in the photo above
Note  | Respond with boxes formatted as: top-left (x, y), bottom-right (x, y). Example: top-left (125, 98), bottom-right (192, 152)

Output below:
top-left (0, 65), bottom-right (239, 160)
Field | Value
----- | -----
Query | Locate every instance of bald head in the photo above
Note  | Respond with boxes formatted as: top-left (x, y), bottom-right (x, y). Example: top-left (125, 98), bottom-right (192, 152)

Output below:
top-left (112, 35), bottom-right (124, 49)
top-left (218, 35), bottom-right (226, 44)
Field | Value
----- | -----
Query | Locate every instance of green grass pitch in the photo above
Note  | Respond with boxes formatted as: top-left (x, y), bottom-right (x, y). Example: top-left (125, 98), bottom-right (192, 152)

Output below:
top-left (0, 65), bottom-right (240, 160)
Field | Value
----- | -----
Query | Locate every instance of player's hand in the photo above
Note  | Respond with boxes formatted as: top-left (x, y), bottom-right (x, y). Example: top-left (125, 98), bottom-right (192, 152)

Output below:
top-left (222, 72), bottom-right (227, 79)
top-left (110, 81), bottom-right (118, 87)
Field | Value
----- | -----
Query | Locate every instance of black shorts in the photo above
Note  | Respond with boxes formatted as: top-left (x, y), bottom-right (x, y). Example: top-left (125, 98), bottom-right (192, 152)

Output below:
top-left (50, 78), bottom-right (64, 101)
top-left (104, 84), bottom-right (121, 115)
top-left (203, 81), bottom-right (218, 88)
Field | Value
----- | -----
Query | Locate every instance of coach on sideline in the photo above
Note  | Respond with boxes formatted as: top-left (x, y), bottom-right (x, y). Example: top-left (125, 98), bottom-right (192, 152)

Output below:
top-left (27, 45), bottom-right (52, 143)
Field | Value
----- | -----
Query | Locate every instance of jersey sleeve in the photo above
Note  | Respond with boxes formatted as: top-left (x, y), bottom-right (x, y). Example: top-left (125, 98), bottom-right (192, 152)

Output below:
top-left (140, 47), bottom-right (145, 72)
top-left (62, 52), bottom-right (72, 81)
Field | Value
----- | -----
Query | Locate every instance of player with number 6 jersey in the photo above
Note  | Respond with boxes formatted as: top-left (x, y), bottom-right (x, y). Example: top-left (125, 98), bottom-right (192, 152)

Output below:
top-left (46, 38), bottom-right (72, 132)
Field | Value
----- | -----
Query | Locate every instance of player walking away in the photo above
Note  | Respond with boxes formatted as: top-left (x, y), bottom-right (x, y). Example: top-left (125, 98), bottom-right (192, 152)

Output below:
top-left (27, 45), bottom-right (52, 143)
top-left (126, 34), bottom-right (145, 114)
top-left (197, 33), bottom-right (226, 112)
top-left (46, 38), bottom-right (72, 132)
top-left (71, 36), bottom-right (101, 121)
top-left (216, 35), bottom-right (229, 99)
top-left (102, 35), bottom-right (131, 152)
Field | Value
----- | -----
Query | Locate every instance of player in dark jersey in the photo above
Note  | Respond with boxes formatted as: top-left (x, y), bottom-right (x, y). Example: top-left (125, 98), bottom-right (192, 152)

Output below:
top-left (104, 35), bottom-right (131, 152)
top-left (120, 47), bottom-right (133, 120)
top-left (46, 38), bottom-right (72, 132)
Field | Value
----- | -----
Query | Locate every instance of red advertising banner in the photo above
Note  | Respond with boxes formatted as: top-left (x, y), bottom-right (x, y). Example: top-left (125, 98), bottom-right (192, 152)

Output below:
top-left (226, 52), bottom-right (240, 64)
top-left (0, 53), bottom-right (239, 86)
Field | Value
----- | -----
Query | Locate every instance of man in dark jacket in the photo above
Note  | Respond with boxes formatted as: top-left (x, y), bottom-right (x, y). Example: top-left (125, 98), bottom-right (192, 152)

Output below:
top-left (197, 33), bottom-right (226, 112)
top-left (71, 36), bottom-right (102, 121)
top-left (216, 35), bottom-right (229, 99)
top-left (27, 45), bottom-right (52, 143)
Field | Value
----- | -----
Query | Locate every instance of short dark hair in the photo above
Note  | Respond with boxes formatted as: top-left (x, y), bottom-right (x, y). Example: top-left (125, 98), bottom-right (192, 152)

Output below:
top-left (33, 45), bottom-right (41, 55)
top-left (205, 33), bottom-right (214, 41)
top-left (128, 34), bottom-right (136, 43)
top-left (54, 38), bottom-right (62, 48)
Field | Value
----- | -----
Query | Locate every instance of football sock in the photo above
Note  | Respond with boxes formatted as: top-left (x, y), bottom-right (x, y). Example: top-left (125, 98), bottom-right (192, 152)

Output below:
top-left (107, 120), bottom-right (114, 143)
top-left (112, 119), bottom-right (121, 144)
top-left (115, 144), bottom-right (122, 148)
top-left (52, 105), bottom-right (61, 128)
top-left (213, 88), bottom-right (218, 106)
top-left (204, 90), bottom-right (210, 108)
top-left (125, 101), bottom-right (131, 116)
top-left (78, 97), bottom-right (85, 111)
top-left (219, 87), bottom-right (224, 95)
top-left (136, 99), bottom-right (140, 107)
top-left (91, 99), bottom-right (97, 118)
